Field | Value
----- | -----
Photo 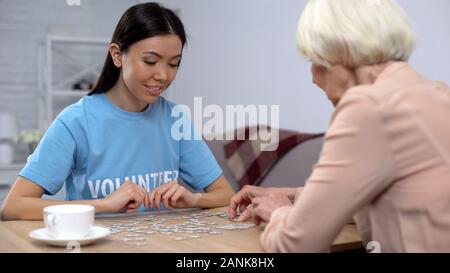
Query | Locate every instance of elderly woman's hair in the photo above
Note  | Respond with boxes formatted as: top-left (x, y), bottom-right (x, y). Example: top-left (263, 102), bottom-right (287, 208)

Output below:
top-left (297, 0), bottom-right (416, 68)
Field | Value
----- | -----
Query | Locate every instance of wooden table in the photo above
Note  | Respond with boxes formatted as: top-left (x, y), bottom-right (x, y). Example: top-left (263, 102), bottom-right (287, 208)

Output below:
top-left (0, 207), bottom-right (362, 253)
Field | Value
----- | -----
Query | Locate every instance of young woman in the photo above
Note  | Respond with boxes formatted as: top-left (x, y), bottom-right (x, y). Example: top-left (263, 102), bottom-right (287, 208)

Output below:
top-left (1, 2), bottom-right (234, 220)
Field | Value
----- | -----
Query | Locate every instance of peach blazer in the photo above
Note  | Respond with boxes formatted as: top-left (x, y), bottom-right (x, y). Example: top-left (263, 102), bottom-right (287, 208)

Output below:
top-left (261, 62), bottom-right (450, 252)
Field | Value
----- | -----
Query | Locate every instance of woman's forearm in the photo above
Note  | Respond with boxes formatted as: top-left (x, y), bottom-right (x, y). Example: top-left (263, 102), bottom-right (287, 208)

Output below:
top-left (0, 196), bottom-right (106, 221)
top-left (192, 175), bottom-right (235, 209)
top-left (193, 187), bottom-right (234, 208)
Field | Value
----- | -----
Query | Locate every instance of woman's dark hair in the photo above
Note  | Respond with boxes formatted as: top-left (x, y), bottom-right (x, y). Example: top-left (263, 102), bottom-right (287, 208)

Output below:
top-left (90, 2), bottom-right (187, 95)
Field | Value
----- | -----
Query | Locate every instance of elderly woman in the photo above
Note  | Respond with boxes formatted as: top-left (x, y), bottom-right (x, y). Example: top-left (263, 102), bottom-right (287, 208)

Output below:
top-left (229, 0), bottom-right (450, 252)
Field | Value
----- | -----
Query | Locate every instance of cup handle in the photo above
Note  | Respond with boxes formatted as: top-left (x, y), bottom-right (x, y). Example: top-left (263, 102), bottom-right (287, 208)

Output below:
top-left (47, 214), bottom-right (59, 228)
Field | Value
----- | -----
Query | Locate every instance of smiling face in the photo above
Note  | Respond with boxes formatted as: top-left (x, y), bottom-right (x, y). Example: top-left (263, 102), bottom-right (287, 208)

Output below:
top-left (109, 34), bottom-right (183, 111)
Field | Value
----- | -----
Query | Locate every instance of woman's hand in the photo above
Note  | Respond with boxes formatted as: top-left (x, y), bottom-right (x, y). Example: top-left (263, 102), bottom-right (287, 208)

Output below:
top-left (250, 192), bottom-right (292, 225)
top-left (229, 185), bottom-right (295, 222)
top-left (229, 185), bottom-right (275, 221)
top-left (149, 181), bottom-right (199, 211)
top-left (101, 180), bottom-right (150, 213)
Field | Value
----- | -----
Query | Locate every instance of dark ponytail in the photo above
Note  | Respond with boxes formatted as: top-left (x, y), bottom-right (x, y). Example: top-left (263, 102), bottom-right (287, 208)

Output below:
top-left (90, 2), bottom-right (187, 95)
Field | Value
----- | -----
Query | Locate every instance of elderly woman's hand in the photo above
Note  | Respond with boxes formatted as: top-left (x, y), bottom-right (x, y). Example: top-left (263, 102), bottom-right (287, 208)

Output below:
top-left (229, 185), bottom-right (295, 223)
top-left (248, 192), bottom-right (293, 225)
top-left (228, 185), bottom-right (264, 221)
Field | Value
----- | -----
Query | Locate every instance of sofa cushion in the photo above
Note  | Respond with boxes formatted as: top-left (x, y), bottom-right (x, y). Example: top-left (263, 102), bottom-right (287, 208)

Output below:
top-left (206, 135), bottom-right (324, 191)
top-left (261, 136), bottom-right (323, 188)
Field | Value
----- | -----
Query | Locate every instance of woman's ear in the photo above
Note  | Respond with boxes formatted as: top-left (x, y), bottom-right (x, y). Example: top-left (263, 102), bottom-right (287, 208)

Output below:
top-left (109, 43), bottom-right (122, 68)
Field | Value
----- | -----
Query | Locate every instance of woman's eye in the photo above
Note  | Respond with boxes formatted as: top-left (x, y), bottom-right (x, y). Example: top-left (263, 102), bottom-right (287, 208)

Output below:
top-left (169, 63), bottom-right (180, 68)
top-left (144, 61), bottom-right (156, 65)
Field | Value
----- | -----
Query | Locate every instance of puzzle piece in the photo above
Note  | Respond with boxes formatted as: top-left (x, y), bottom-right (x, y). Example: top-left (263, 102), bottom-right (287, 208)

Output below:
top-left (105, 210), bottom-right (254, 243)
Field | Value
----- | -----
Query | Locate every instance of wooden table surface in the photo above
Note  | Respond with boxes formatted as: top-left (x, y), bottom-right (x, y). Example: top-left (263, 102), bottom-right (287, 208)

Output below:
top-left (0, 207), bottom-right (363, 253)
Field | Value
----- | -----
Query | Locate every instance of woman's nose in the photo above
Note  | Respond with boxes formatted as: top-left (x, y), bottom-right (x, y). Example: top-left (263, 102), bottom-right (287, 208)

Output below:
top-left (154, 66), bottom-right (168, 83)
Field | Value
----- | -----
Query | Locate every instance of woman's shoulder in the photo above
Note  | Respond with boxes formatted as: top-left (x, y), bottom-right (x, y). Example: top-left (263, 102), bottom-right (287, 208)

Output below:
top-left (56, 95), bottom-right (100, 125)
top-left (331, 89), bottom-right (383, 130)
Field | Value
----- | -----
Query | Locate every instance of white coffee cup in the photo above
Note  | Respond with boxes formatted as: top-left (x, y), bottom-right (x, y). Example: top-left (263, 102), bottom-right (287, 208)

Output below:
top-left (43, 204), bottom-right (95, 239)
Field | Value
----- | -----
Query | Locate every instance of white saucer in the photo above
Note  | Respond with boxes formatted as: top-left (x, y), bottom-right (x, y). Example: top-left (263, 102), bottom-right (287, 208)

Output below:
top-left (29, 226), bottom-right (110, 247)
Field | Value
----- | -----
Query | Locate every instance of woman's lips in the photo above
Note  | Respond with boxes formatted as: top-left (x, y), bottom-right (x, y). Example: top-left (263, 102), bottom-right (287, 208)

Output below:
top-left (144, 85), bottom-right (163, 95)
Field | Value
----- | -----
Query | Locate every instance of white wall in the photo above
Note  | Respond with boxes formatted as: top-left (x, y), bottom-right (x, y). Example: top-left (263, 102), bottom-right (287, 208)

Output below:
top-left (0, 0), bottom-right (137, 161)
top-left (399, 0), bottom-right (450, 84)
top-left (0, 0), bottom-right (137, 129)
top-left (1, 0), bottom-right (449, 137)
top-left (160, 0), bottom-right (450, 133)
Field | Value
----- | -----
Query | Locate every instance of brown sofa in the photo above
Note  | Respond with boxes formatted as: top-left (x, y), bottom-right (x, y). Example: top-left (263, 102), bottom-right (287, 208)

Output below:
top-left (205, 135), bottom-right (324, 192)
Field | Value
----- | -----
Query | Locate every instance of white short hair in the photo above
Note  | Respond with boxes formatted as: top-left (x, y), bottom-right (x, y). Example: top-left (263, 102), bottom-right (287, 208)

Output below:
top-left (297, 0), bottom-right (416, 68)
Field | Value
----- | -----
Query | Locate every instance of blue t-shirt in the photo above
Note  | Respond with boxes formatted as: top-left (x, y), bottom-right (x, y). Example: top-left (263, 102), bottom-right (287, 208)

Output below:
top-left (19, 94), bottom-right (222, 211)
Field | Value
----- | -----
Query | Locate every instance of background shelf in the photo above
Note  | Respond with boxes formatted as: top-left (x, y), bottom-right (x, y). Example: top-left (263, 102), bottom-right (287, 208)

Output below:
top-left (38, 35), bottom-right (109, 130)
